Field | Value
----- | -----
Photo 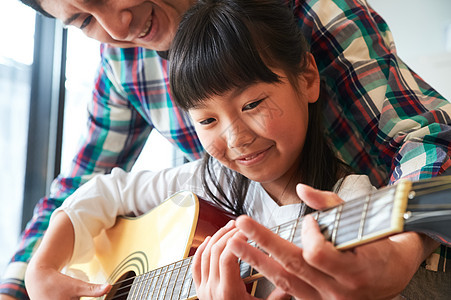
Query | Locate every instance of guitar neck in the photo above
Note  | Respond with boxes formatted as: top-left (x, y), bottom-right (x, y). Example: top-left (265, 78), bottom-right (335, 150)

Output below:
top-left (124, 180), bottom-right (415, 299)
top-left (240, 180), bottom-right (412, 281)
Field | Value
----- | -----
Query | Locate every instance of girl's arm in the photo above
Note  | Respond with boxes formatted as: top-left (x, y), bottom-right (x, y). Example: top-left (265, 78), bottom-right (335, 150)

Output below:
top-left (25, 161), bottom-right (206, 299)
top-left (25, 211), bottom-right (111, 299)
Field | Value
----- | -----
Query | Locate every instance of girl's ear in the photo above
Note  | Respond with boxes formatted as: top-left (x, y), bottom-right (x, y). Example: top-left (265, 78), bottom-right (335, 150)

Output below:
top-left (299, 52), bottom-right (320, 104)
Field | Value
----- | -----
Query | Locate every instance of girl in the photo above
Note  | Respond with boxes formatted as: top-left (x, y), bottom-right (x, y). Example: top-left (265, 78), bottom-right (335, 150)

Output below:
top-left (25, 0), bottom-right (437, 299)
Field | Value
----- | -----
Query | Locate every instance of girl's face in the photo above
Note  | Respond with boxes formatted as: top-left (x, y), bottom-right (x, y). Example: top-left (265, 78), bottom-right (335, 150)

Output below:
top-left (41, 0), bottom-right (194, 51)
top-left (189, 58), bottom-right (319, 191)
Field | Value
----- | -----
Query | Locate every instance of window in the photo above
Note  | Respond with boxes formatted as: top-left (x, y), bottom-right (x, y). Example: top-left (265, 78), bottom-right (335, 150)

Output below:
top-left (0, 0), bottom-right (35, 272)
top-left (368, 0), bottom-right (451, 101)
top-left (62, 28), bottom-right (184, 177)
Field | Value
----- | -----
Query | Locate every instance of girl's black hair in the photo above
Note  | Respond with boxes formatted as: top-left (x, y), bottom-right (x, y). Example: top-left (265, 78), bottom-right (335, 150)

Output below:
top-left (20, 0), bottom-right (54, 18)
top-left (170, 0), bottom-right (307, 110)
top-left (169, 0), bottom-right (352, 215)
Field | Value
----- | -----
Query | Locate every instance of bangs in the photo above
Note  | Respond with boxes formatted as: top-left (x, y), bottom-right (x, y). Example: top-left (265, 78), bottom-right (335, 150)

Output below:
top-left (169, 2), bottom-right (280, 110)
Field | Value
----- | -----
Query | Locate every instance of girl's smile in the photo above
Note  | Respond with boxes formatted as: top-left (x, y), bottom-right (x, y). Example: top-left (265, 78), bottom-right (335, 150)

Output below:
top-left (233, 145), bottom-right (273, 166)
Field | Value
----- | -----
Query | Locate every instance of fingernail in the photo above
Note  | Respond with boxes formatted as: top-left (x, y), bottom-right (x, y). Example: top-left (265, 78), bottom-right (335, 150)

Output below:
top-left (225, 220), bottom-right (235, 228)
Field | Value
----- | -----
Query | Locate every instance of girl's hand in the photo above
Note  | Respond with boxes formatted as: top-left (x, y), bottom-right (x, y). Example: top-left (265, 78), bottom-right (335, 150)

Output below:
top-left (25, 263), bottom-right (110, 299)
top-left (24, 211), bottom-right (111, 299)
top-left (192, 220), bottom-right (256, 300)
top-left (226, 184), bottom-right (438, 300)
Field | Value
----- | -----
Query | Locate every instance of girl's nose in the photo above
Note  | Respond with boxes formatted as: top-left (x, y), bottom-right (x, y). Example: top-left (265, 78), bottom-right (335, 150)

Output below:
top-left (226, 120), bottom-right (256, 149)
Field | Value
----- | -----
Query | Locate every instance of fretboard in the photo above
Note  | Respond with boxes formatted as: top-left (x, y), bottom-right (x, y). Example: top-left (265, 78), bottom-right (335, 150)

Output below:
top-left (115, 181), bottom-right (411, 299)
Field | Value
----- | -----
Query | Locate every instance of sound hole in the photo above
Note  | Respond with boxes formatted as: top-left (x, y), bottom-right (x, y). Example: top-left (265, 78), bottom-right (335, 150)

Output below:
top-left (105, 271), bottom-right (136, 300)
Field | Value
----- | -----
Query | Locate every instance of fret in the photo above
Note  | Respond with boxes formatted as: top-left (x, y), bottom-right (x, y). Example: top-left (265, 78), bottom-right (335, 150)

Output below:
top-left (238, 225), bottom-right (279, 279)
top-left (169, 263), bottom-right (180, 299)
top-left (160, 264), bottom-right (175, 300)
top-left (186, 263), bottom-right (196, 299)
top-left (169, 261), bottom-right (183, 299)
top-left (288, 218), bottom-right (298, 243)
top-left (363, 189), bottom-right (395, 236)
top-left (278, 222), bottom-right (294, 241)
top-left (291, 218), bottom-right (302, 248)
top-left (314, 210), bottom-right (320, 221)
top-left (334, 196), bottom-right (366, 246)
top-left (140, 272), bottom-right (150, 298)
top-left (155, 266), bottom-right (169, 299)
top-left (272, 224), bottom-right (281, 235)
top-left (358, 194), bottom-right (371, 240)
top-left (331, 204), bottom-right (343, 245)
top-left (144, 270), bottom-right (156, 299)
top-left (178, 257), bottom-right (192, 299)
top-left (317, 207), bottom-right (337, 241)
top-left (149, 268), bottom-right (162, 299)
top-left (128, 276), bottom-right (141, 299)
top-left (334, 187), bottom-right (399, 249)
top-left (133, 273), bottom-right (145, 299)
top-left (135, 273), bottom-right (150, 299)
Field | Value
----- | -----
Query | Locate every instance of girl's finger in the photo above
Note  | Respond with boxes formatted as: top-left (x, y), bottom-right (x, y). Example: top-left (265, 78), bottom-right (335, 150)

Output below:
top-left (193, 236), bottom-right (211, 287)
top-left (200, 221), bottom-right (236, 283)
top-left (227, 231), bottom-right (320, 298)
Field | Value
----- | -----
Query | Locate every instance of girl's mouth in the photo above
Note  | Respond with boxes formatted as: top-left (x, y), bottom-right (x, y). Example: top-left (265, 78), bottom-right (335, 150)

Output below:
top-left (235, 146), bottom-right (272, 165)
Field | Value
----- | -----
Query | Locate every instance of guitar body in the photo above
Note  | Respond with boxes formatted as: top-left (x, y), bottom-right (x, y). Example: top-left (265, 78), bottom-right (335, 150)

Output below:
top-left (66, 191), bottom-right (235, 299)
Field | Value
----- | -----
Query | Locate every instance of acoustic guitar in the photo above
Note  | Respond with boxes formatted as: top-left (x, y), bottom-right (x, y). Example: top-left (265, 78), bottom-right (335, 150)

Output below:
top-left (66, 176), bottom-right (451, 299)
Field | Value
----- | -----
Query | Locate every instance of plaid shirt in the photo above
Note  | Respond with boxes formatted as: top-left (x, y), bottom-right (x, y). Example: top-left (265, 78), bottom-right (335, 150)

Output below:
top-left (2, 0), bottom-right (451, 298)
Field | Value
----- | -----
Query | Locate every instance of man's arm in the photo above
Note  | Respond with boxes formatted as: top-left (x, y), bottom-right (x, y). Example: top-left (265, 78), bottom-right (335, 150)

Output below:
top-left (294, 0), bottom-right (451, 187)
top-left (0, 44), bottom-right (152, 299)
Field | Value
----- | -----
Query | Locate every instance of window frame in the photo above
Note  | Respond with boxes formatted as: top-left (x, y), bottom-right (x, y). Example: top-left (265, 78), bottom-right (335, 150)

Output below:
top-left (21, 15), bottom-right (67, 230)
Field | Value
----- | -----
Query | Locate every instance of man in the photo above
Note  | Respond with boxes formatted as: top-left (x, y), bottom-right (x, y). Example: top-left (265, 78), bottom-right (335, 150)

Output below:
top-left (2, 0), bottom-right (451, 299)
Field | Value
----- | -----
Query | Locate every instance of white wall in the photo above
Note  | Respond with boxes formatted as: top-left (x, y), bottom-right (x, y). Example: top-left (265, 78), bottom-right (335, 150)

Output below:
top-left (368, 0), bottom-right (451, 101)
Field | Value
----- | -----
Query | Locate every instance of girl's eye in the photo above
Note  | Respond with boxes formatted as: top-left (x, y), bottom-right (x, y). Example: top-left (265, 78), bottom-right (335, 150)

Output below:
top-left (243, 99), bottom-right (264, 111)
top-left (80, 15), bottom-right (93, 30)
top-left (199, 118), bottom-right (216, 125)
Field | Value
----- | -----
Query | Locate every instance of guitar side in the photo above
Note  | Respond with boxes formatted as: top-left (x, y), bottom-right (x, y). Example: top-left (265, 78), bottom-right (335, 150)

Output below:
top-left (65, 191), bottom-right (235, 299)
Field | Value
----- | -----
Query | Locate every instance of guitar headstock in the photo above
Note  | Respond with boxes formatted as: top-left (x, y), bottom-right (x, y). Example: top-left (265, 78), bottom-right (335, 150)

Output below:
top-left (403, 175), bottom-right (451, 245)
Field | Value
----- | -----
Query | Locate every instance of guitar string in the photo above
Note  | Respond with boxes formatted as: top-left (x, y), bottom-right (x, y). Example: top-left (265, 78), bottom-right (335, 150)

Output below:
top-left (104, 181), bottom-right (451, 297)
